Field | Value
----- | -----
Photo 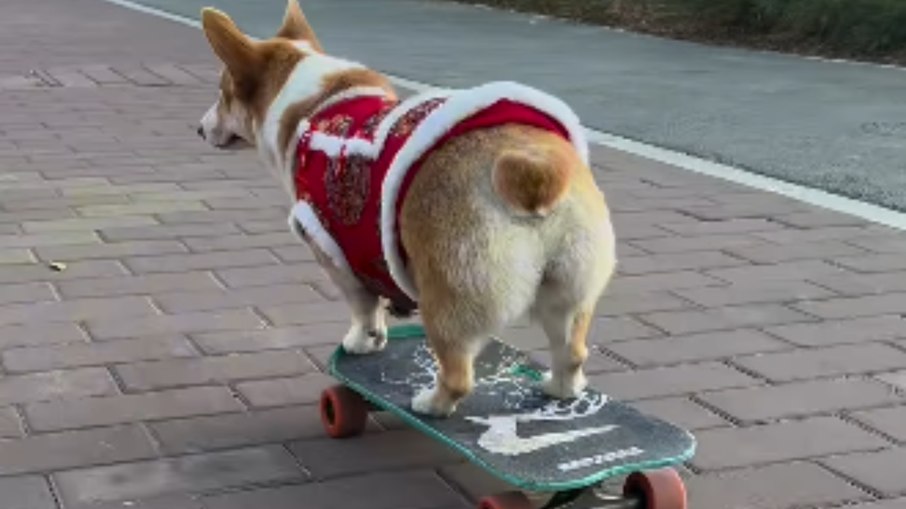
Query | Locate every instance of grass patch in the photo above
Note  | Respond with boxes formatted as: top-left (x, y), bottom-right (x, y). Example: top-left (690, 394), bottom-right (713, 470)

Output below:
top-left (446, 0), bottom-right (906, 65)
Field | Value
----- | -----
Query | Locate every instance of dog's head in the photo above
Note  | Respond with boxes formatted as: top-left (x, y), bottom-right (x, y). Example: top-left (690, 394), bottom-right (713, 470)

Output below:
top-left (196, 0), bottom-right (322, 150)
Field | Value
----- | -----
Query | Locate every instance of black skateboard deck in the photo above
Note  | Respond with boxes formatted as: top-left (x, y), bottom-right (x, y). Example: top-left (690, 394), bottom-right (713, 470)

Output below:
top-left (327, 324), bottom-right (696, 492)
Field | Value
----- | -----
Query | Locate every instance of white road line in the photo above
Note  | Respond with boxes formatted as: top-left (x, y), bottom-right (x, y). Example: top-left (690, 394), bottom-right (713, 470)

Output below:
top-left (100, 0), bottom-right (906, 231)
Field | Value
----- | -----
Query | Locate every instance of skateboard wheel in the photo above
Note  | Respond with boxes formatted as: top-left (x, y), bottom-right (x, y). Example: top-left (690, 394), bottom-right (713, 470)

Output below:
top-left (623, 468), bottom-right (687, 509)
top-left (320, 385), bottom-right (369, 439)
top-left (477, 491), bottom-right (532, 509)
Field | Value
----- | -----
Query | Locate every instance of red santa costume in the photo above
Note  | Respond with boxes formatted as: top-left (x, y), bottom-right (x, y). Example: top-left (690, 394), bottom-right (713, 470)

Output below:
top-left (287, 81), bottom-right (589, 314)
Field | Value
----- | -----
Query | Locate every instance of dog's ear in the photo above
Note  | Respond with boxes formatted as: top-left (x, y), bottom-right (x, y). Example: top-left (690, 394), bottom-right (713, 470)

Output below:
top-left (201, 7), bottom-right (260, 95)
top-left (276, 0), bottom-right (323, 52)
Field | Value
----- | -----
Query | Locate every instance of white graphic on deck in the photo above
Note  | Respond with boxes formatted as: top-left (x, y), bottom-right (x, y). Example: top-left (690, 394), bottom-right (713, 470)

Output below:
top-left (557, 446), bottom-right (646, 472)
top-left (380, 342), bottom-right (627, 457)
top-left (465, 389), bottom-right (613, 456)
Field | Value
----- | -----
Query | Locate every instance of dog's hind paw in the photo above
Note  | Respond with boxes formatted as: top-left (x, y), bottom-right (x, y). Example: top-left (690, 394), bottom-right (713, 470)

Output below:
top-left (411, 387), bottom-right (456, 417)
top-left (540, 370), bottom-right (587, 399)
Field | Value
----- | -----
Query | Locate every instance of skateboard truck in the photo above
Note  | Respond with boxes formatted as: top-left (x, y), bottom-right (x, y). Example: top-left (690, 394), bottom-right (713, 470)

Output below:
top-left (474, 468), bottom-right (686, 509)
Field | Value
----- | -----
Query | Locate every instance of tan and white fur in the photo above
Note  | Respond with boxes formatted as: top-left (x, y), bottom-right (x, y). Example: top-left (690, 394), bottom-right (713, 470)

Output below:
top-left (196, 0), bottom-right (617, 417)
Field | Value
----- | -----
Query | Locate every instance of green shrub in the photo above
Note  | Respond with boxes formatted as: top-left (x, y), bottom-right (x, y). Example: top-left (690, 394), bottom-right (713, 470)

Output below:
top-left (456, 0), bottom-right (906, 61)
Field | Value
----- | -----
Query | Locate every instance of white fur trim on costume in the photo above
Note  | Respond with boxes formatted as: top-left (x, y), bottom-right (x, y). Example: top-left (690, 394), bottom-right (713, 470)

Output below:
top-left (284, 87), bottom-right (395, 194)
top-left (288, 201), bottom-right (350, 271)
top-left (303, 89), bottom-right (455, 161)
top-left (380, 81), bottom-right (589, 300)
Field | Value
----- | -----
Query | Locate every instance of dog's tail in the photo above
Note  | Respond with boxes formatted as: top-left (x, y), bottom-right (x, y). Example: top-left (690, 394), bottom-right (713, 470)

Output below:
top-left (491, 143), bottom-right (573, 217)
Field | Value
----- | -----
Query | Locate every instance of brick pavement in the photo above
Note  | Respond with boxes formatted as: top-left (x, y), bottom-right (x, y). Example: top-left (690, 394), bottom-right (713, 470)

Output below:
top-left (1, 0), bottom-right (906, 507)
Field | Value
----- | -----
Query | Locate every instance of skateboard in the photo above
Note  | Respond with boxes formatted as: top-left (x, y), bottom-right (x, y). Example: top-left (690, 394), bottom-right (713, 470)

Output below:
top-left (319, 324), bottom-right (696, 509)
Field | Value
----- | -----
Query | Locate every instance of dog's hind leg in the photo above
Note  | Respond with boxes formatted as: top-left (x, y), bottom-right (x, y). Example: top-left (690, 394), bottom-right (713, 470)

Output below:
top-left (536, 302), bottom-right (593, 399)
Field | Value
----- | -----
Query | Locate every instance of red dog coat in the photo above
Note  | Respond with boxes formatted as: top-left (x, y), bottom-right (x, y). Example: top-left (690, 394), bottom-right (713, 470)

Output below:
top-left (288, 82), bottom-right (588, 313)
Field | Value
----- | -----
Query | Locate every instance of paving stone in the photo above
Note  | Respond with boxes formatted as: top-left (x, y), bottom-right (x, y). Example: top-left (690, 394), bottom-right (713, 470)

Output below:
top-left (587, 316), bottom-right (665, 343)
top-left (0, 322), bottom-right (88, 350)
top-left (100, 222), bottom-right (241, 241)
top-left (115, 350), bottom-right (316, 391)
top-left (24, 386), bottom-right (244, 432)
top-left (56, 272), bottom-right (220, 298)
top-left (236, 373), bottom-right (335, 407)
top-left (607, 270), bottom-right (724, 294)
top-left (849, 236), bottom-right (906, 254)
top-left (852, 405), bottom-right (906, 442)
top-left (54, 446), bottom-right (305, 506)
top-left (734, 343), bottom-right (906, 381)
top-left (692, 416), bottom-right (887, 470)
top-left (0, 259), bottom-right (128, 285)
top-left (660, 218), bottom-right (783, 235)
top-left (0, 368), bottom-right (116, 406)
top-left (3, 336), bottom-right (196, 373)
top-left (594, 291), bottom-right (692, 316)
top-left (835, 254), bottom-right (906, 273)
top-left (617, 251), bottom-right (745, 275)
top-left (810, 271), bottom-right (906, 296)
top-left (290, 429), bottom-right (462, 478)
top-left (201, 471), bottom-right (465, 509)
top-left (270, 245), bottom-right (316, 263)
top-left (0, 296), bottom-right (157, 327)
top-left (0, 282), bottom-right (57, 306)
top-left (65, 494), bottom-right (204, 509)
top-left (589, 362), bottom-right (757, 401)
top-left (606, 329), bottom-right (790, 366)
top-left (640, 304), bottom-right (811, 335)
top-left (182, 232), bottom-right (299, 252)
top-left (528, 347), bottom-right (627, 373)
top-left (755, 226), bottom-right (880, 244)
top-left (687, 461), bottom-right (869, 509)
top-left (157, 208), bottom-right (287, 226)
top-left (256, 301), bottom-right (352, 326)
top-left (35, 240), bottom-right (187, 262)
top-left (437, 462), bottom-right (519, 503)
top-left (0, 425), bottom-right (157, 476)
top-left (631, 397), bottom-right (727, 430)
top-left (22, 216), bottom-right (158, 233)
top-left (847, 498), bottom-right (906, 509)
top-left (0, 475), bottom-right (57, 509)
top-left (238, 219), bottom-right (290, 235)
top-left (0, 406), bottom-right (24, 438)
top-left (629, 234), bottom-right (763, 253)
top-left (727, 240), bottom-right (866, 263)
top-left (774, 210), bottom-right (870, 228)
top-left (85, 309), bottom-right (265, 340)
top-left (700, 378), bottom-right (901, 423)
top-left (124, 249), bottom-right (277, 274)
top-left (149, 406), bottom-right (352, 454)
top-left (708, 259), bottom-right (849, 283)
top-left (824, 448), bottom-right (906, 497)
top-left (192, 323), bottom-right (349, 354)
top-left (154, 284), bottom-right (323, 313)
top-left (215, 263), bottom-right (329, 288)
top-left (793, 293), bottom-right (906, 319)
top-left (0, 248), bottom-right (35, 265)
top-left (877, 370), bottom-right (906, 391)
top-left (765, 315), bottom-right (906, 346)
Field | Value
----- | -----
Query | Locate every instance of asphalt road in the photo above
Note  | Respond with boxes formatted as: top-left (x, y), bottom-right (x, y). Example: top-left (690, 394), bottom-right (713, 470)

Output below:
top-left (131, 0), bottom-right (906, 211)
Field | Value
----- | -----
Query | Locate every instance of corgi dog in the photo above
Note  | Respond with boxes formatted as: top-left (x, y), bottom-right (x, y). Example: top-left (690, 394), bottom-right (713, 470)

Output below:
top-left (196, 0), bottom-right (616, 417)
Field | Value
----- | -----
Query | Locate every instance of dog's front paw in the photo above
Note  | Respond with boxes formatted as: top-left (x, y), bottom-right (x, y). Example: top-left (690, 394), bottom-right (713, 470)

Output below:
top-left (541, 370), bottom-right (588, 399)
top-left (341, 325), bottom-right (387, 354)
top-left (411, 387), bottom-right (456, 417)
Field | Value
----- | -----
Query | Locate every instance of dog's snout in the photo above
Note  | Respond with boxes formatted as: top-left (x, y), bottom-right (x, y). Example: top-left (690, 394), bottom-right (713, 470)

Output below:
top-left (196, 126), bottom-right (206, 140)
